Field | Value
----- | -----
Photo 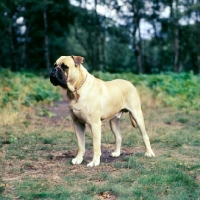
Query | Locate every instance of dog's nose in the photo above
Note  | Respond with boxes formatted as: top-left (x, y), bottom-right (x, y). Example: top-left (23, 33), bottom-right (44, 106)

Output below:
top-left (51, 68), bottom-right (57, 74)
top-left (50, 68), bottom-right (57, 78)
top-left (50, 68), bottom-right (59, 86)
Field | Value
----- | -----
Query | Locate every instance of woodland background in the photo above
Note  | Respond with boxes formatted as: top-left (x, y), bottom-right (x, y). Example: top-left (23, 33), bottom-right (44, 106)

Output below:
top-left (0, 0), bottom-right (200, 74)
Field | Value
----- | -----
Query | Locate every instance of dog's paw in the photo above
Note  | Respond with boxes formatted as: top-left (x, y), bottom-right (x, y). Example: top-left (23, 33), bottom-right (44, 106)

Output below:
top-left (144, 149), bottom-right (155, 157)
top-left (87, 160), bottom-right (100, 167)
top-left (72, 157), bottom-right (83, 165)
top-left (111, 151), bottom-right (120, 157)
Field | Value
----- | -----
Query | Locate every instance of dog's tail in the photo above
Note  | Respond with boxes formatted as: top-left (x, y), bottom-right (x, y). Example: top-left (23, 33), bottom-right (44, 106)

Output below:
top-left (129, 112), bottom-right (137, 128)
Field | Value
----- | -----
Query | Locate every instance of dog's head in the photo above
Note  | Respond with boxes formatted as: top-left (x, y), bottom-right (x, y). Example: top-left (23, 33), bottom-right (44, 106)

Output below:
top-left (50, 56), bottom-right (84, 88)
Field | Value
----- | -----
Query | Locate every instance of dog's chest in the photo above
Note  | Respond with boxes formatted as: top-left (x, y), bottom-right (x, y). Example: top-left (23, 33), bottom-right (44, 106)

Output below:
top-left (70, 103), bottom-right (89, 122)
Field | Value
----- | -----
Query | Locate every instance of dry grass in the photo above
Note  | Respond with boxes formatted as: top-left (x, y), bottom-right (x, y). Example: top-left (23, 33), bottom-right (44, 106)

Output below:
top-left (0, 109), bottom-right (22, 126)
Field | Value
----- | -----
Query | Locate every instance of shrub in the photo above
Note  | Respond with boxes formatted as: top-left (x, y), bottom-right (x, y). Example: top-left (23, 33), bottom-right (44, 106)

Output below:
top-left (0, 69), bottom-right (61, 110)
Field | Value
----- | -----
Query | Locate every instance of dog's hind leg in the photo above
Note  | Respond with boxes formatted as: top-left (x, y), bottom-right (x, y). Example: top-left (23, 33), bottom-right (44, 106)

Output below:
top-left (109, 112), bottom-right (123, 157)
top-left (129, 109), bottom-right (155, 157)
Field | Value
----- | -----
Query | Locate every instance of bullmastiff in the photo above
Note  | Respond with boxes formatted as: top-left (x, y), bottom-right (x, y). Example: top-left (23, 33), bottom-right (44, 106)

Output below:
top-left (50, 56), bottom-right (155, 167)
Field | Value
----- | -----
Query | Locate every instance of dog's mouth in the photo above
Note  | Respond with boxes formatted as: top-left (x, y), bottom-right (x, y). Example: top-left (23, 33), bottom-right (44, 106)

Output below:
top-left (50, 68), bottom-right (67, 87)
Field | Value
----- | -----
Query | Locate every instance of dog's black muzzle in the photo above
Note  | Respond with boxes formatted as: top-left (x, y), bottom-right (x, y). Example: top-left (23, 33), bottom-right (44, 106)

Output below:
top-left (50, 68), bottom-right (66, 86)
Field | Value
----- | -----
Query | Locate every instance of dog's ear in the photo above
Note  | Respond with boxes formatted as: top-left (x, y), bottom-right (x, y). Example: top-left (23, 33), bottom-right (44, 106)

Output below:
top-left (71, 56), bottom-right (84, 67)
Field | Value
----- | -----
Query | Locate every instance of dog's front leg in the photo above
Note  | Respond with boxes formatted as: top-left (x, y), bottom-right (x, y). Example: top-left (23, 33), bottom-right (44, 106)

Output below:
top-left (72, 121), bottom-right (86, 165)
top-left (87, 122), bottom-right (102, 167)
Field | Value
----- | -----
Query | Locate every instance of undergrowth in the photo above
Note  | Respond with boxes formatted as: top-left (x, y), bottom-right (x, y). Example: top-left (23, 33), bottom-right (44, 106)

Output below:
top-left (0, 69), bottom-right (60, 109)
top-left (1, 69), bottom-right (200, 112)
top-left (0, 69), bottom-right (61, 125)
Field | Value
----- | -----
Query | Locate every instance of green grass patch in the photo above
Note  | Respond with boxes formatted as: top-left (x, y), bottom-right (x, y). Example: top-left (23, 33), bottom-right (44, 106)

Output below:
top-left (15, 178), bottom-right (71, 200)
top-left (110, 156), bottom-right (199, 199)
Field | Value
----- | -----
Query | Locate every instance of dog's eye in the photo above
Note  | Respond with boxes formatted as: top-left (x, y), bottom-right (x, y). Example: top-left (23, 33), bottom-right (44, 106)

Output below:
top-left (61, 63), bottom-right (69, 70)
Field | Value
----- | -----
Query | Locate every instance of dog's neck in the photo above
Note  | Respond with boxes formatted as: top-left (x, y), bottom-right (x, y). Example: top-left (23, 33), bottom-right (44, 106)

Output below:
top-left (66, 66), bottom-right (87, 100)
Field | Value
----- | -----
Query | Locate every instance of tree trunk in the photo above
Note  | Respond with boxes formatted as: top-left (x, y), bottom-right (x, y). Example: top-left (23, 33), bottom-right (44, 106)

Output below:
top-left (74, 23), bottom-right (93, 68)
top-left (170, 0), bottom-right (181, 73)
top-left (137, 22), bottom-right (144, 73)
top-left (43, 0), bottom-right (50, 71)
top-left (197, 4), bottom-right (200, 75)
top-left (198, 55), bottom-right (200, 75)
top-left (135, 43), bottom-right (143, 74)
top-left (100, 31), bottom-right (106, 71)
top-left (132, 2), bottom-right (144, 74)
top-left (173, 26), bottom-right (180, 72)
top-left (151, 1), bottom-right (163, 72)
top-left (8, 24), bottom-right (16, 71)
top-left (94, 0), bottom-right (100, 71)
top-left (21, 25), bottom-right (29, 69)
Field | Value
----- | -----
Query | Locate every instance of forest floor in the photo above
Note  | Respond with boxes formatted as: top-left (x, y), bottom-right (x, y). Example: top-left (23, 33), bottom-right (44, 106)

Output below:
top-left (0, 96), bottom-right (200, 199)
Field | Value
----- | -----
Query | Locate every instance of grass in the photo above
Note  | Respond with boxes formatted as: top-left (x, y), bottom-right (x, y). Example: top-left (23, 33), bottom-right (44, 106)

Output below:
top-left (0, 107), bottom-right (199, 199)
top-left (0, 71), bottom-right (200, 199)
